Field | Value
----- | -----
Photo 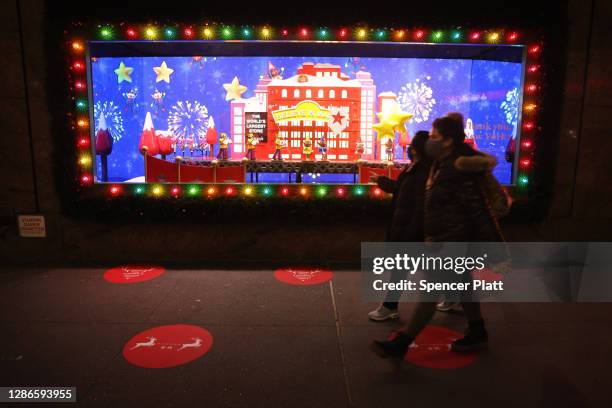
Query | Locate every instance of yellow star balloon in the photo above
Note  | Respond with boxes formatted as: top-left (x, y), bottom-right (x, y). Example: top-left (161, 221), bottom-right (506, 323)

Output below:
top-left (223, 76), bottom-right (248, 101)
top-left (114, 62), bottom-right (133, 83)
top-left (153, 61), bottom-right (174, 83)
top-left (373, 119), bottom-right (399, 141)
top-left (377, 103), bottom-right (413, 135)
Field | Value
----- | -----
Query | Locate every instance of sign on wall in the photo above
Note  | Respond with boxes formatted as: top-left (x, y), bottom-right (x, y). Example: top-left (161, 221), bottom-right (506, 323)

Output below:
top-left (17, 215), bottom-right (46, 238)
top-left (245, 111), bottom-right (268, 143)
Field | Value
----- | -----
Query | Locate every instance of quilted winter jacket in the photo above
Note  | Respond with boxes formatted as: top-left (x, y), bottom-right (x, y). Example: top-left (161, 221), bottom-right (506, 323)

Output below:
top-left (377, 160), bottom-right (430, 242)
top-left (424, 151), bottom-right (503, 243)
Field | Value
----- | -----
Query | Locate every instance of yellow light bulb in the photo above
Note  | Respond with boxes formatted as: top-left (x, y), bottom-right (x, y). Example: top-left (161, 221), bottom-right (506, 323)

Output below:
top-left (145, 27), bottom-right (157, 39)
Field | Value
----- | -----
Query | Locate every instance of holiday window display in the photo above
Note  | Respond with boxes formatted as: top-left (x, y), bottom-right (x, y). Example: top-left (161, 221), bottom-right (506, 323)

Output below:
top-left (83, 34), bottom-right (532, 191)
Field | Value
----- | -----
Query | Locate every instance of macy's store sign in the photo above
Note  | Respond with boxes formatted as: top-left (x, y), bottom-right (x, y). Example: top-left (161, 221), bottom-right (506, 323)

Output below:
top-left (271, 100), bottom-right (331, 123)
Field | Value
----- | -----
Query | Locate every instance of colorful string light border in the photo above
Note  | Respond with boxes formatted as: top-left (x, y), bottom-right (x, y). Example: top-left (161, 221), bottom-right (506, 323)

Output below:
top-left (68, 24), bottom-right (542, 199)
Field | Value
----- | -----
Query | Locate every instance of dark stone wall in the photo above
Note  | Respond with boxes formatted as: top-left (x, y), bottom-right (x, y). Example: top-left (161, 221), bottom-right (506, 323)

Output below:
top-left (1, 0), bottom-right (611, 266)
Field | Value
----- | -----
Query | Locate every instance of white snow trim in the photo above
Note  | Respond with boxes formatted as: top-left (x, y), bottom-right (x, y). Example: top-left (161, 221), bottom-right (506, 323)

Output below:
top-left (269, 74), bottom-right (362, 88)
top-left (143, 112), bottom-right (154, 131)
top-left (97, 113), bottom-right (108, 131)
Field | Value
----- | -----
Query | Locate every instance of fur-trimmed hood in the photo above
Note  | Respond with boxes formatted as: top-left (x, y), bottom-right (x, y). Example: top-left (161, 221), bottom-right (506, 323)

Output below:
top-left (454, 153), bottom-right (497, 173)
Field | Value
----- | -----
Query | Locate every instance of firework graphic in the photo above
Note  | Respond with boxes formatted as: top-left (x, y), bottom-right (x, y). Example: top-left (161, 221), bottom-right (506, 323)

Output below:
top-left (397, 79), bottom-right (437, 123)
top-left (500, 87), bottom-right (520, 127)
top-left (167, 101), bottom-right (210, 152)
top-left (93, 101), bottom-right (125, 142)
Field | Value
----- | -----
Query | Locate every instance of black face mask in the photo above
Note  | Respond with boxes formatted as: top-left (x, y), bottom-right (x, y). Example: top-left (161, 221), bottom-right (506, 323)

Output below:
top-left (407, 147), bottom-right (416, 162)
top-left (425, 138), bottom-right (446, 159)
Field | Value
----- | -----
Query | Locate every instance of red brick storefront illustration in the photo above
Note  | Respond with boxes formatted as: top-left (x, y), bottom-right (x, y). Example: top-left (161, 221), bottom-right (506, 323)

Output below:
top-left (230, 63), bottom-right (376, 161)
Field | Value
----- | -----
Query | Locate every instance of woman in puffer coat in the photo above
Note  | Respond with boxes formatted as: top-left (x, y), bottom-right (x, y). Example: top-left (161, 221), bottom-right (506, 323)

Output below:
top-left (371, 116), bottom-right (504, 358)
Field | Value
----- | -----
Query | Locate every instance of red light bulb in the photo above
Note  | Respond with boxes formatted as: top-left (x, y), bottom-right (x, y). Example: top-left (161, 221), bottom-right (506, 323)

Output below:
top-left (336, 187), bottom-right (345, 196)
top-left (508, 32), bottom-right (518, 41)
top-left (300, 28), bottom-right (308, 37)
top-left (281, 187), bottom-right (289, 196)
top-left (184, 28), bottom-right (193, 37)
top-left (523, 140), bottom-right (532, 148)
top-left (110, 186), bottom-right (120, 196)
top-left (471, 32), bottom-right (480, 40)
top-left (529, 65), bottom-right (539, 73)
top-left (529, 45), bottom-right (540, 54)
top-left (81, 175), bottom-right (91, 184)
top-left (281, 29), bottom-right (288, 36)
top-left (521, 159), bottom-right (531, 167)
top-left (75, 81), bottom-right (85, 90)
top-left (415, 30), bottom-right (424, 39)
top-left (126, 28), bottom-right (137, 38)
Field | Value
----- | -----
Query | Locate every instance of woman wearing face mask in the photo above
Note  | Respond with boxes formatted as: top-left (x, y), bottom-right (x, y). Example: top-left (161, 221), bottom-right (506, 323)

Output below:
top-left (371, 116), bottom-right (504, 357)
top-left (367, 131), bottom-right (431, 321)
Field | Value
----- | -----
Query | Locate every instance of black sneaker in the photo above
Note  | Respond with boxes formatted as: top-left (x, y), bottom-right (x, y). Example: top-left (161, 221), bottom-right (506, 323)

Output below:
top-left (451, 321), bottom-right (488, 353)
top-left (370, 332), bottom-right (413, 359)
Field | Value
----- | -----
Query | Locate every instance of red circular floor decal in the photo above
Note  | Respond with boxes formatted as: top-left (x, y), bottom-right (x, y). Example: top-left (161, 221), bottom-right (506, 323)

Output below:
top-left (274, 267), bottom-right (333, 285)
top-left (402, 325), bottom-right (477, 369)
top-left (104, 265), bottom-right (165, 284)
top-left (123, 324), bottom-right (213, 368)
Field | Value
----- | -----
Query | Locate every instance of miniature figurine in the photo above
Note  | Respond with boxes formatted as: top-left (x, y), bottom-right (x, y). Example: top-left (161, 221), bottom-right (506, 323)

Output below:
top-left (272, 135), bottom-right (286, 161)
top-left (245, 132), bottom-right (257, 161)
top-left (216, 132), bottom-right (231, 160)
top-left (317, 134), bottom-right (328, 161)
top-left (384, 138), bottom-right (395, 162)
top-left (302, 135), bottom-right (313, 161)
top-left (355, 139), bottom-right (365, 161)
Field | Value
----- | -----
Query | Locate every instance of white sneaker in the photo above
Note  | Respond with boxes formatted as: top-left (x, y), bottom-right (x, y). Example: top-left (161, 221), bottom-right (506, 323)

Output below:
top-left (368, 305), bottom-right (399, 321)
top-left (436, 300), bottom-right (461, 312)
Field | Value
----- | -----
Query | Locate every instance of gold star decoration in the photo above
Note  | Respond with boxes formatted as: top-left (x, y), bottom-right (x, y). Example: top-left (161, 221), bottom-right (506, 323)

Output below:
top-left (153, 61), bottom-right (174, 83)
top-left (114, 62), bottom-right (133, 83)
top-left (373, 119), bottom-right (398, 141)
top-left (377, 103), bottom-right (413, 136)
top-left (223, 76), bottom-right (248, 101)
